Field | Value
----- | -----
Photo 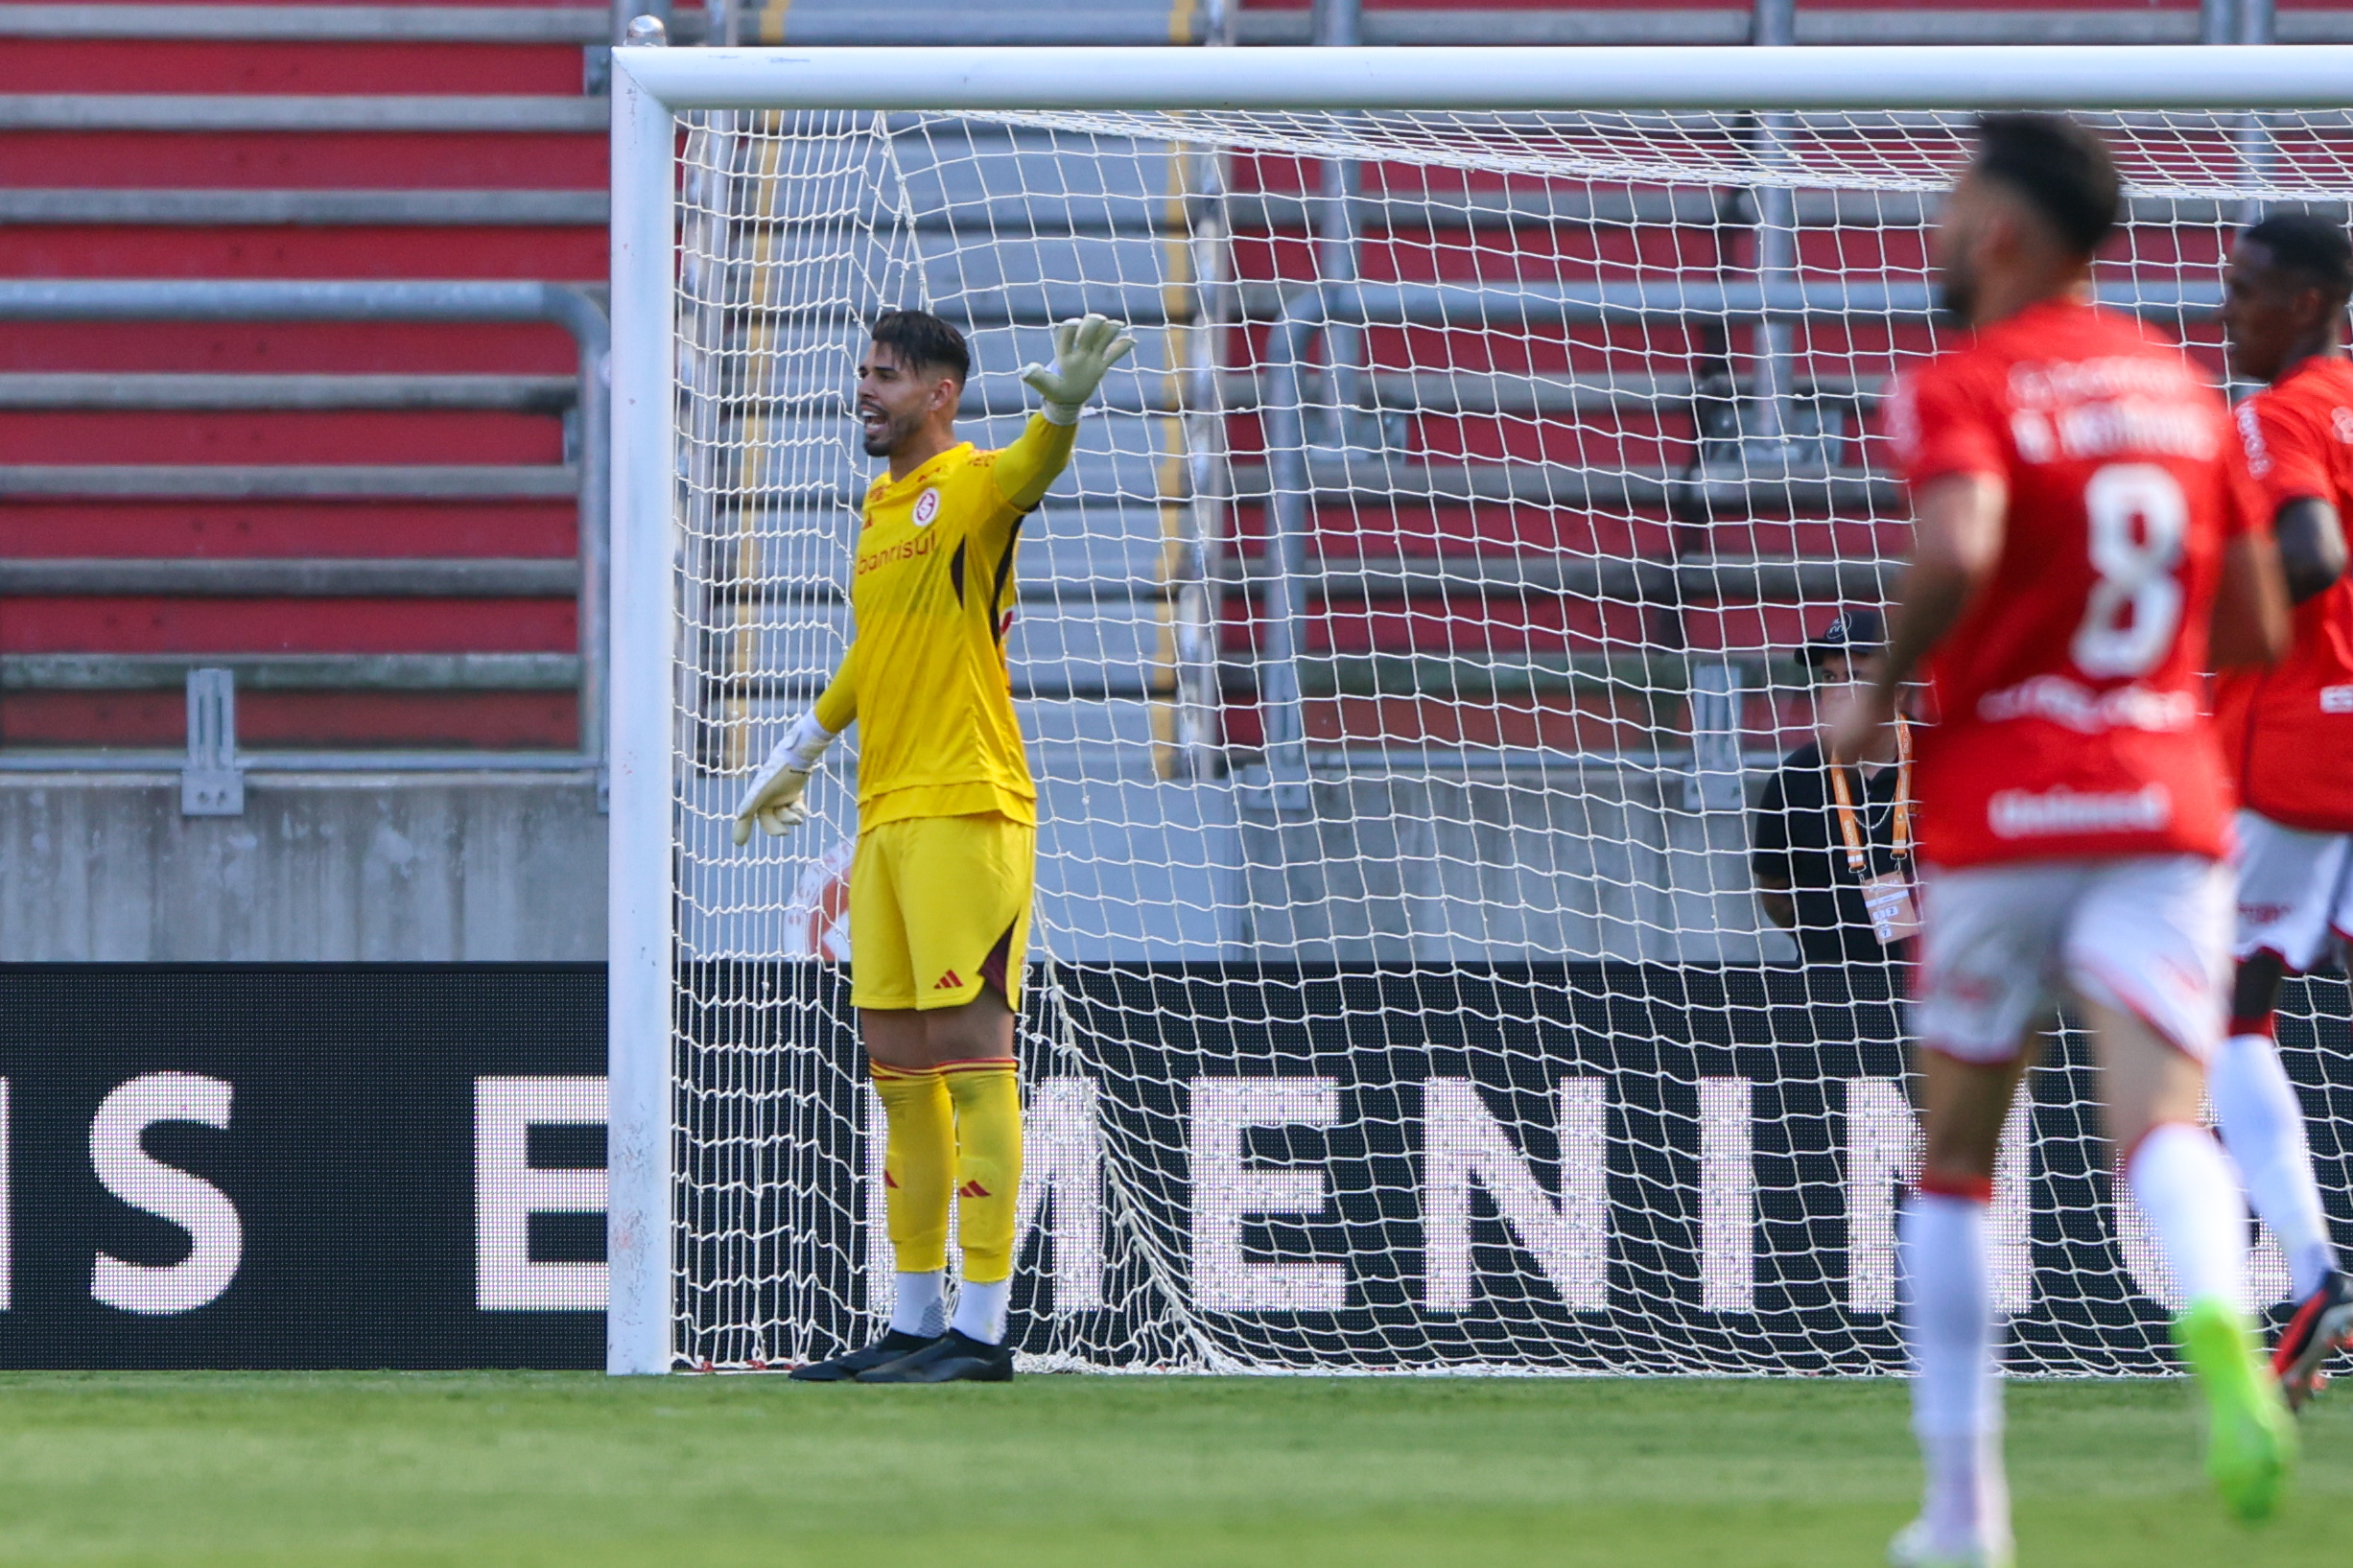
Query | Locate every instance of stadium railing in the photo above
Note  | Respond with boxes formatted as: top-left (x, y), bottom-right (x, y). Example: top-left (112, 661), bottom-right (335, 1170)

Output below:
top-left (0, 278), bottom-right (611, 779)
top-left (0, 3), bottom-right (620, 772)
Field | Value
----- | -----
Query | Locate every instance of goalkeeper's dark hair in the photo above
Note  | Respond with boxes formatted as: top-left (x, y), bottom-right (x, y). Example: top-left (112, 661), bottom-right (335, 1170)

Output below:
top-left (2244, 211), bottom-right (2353, 307)
top-left (1970, 113), bottom-right (2121, 257)
top-left (868, 309), bottom-right (970, 384)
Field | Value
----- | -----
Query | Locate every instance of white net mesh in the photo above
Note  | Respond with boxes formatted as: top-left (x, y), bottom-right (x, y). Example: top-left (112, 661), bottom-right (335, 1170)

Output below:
top-left (664, 104), bottom-right (2352, 1372)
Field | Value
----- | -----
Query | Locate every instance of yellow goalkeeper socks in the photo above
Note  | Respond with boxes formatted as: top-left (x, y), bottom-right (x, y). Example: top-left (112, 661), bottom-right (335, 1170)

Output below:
top-left (871, 1063), bottom-right (953, 1276)
top-left (941, 1057), bottom-right (1023, 1285)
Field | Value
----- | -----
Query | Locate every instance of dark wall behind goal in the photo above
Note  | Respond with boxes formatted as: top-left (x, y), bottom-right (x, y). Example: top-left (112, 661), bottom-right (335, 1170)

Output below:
top-left (690, 964), bottom-right (2353, 1376)
top-left (2, 964), bottom-right (2348, 1372)
top-left (0, 965), bottom-right (606, 1370)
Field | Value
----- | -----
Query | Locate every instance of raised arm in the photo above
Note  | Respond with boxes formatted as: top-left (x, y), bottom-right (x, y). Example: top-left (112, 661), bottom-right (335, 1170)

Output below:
top-left (993, 313), bottom-right (1135, 511)
top-left (990, 414), bottom-right (1078, 513)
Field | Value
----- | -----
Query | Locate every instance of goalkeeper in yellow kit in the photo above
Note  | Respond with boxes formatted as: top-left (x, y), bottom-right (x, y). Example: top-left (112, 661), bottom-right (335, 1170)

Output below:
top-left (732, 307), bottom-right (1132, 1383)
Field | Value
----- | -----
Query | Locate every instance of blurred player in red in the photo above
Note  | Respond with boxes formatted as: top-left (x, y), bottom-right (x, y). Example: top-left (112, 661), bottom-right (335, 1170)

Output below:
top-left (2213, 211), bottom-right (2353, 1409)
top-left (1833, 114), bottom-right (2294, 1564)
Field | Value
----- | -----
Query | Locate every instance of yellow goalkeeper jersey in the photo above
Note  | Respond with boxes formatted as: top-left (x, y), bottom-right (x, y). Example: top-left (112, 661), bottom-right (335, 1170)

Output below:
top-left (812, 414), bottom-right (1075, 831)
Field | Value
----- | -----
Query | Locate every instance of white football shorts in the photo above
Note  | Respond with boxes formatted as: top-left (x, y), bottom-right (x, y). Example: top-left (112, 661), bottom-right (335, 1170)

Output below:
top-left (2233, 809), bottom-right (2353, 974)
top-left (1914, 854), bottom-right (2231, 1065)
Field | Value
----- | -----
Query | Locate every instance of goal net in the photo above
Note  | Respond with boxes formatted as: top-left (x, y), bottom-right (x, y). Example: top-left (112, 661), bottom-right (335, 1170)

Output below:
top-left (632, 72), bottom-right (2353, 1373)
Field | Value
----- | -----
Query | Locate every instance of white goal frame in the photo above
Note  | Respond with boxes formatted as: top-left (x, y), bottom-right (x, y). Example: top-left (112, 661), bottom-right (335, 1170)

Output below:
top-left (604, 41), bottom-right (2353, 1374)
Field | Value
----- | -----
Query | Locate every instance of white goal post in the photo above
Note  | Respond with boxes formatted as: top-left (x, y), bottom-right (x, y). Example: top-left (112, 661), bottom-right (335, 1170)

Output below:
top-left (606, 43), bottom-right (2353, 1375)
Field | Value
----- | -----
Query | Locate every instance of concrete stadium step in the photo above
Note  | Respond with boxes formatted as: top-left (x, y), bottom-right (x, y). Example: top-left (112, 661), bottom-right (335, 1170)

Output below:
top-left (0, 410), bottom-right (560, 463)
top-left (0, 502), bottom-right (578, 559)
top-left (15, 130), bottom-right (607, 188)
top-left (1221, 459), bottom-right (1899, 517)
top-left (0, 321), bottom-right (584, 372)
top-left (1214, 651), bottom-right (1803, 701)
top-left (715, 230), bottom-right (1183, 302)
top-left (0, 225), bottom-right (606, 278)
top-left (0, 688), bottom-right (577, 747)
top-left (1221, 372), bottom-right (1886, 418)
top-left (4, 576), bottom-right (572, 629)
top-left (0, 190), bottom-right (607, 223)
top-left (0, 557), bottom-right (576, 595)
top-left (1212, 553), bottom-right (1894, 605)
top-left (721, 284), bottom-right (1189, 332)
top-left (0, 464), bottom-right (574, 498)
top-left (3, 597), bottom-right (574, 656)
top-left (0, 41), bottom-right (591, 94)
top-left (0, 650), bottom-right (578, 690)
top-left (0, 372), bottom-right (576, 410)
top-left (1008, 611), bottom-right (1167, 678)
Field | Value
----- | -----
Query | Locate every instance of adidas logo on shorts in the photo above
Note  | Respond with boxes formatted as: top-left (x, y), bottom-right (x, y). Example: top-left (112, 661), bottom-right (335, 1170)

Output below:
top-left (932, 970), bottom-right (963, 991)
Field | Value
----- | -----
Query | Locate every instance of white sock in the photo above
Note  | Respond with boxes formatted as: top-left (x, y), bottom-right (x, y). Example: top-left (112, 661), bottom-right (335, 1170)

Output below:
top-left (1916, 1429), bottom-right (2011, 1557)
top-left (2127, 1122), bottom-right (2250, 1307)
top-left (952, 1276), bottom-right (1011, 1346)
top-left (1901, 1193), bottom-right (2010, 1554)
top-left (2211, 1032), bottom-right (2338, 1299)
top-left (890, 1270), bottom-right (946, 1338)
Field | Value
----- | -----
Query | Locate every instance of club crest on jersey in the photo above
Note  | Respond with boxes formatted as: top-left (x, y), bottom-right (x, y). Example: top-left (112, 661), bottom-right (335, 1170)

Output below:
top-left (911, 486), bottom-right (942, 527)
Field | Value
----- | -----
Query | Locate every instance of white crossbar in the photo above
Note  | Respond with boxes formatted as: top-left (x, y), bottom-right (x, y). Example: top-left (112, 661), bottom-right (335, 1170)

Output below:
top-left (615, 43), bottom-right (2353, 112)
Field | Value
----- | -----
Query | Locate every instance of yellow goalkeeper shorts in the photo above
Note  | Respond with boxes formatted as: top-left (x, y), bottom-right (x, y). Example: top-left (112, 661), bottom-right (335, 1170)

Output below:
top-left (848, 810), bottom-right (1036, 1012)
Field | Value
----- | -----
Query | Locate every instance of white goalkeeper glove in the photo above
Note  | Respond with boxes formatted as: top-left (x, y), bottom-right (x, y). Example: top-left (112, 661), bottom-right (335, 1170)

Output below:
top-left (1020, 313), bottom-right (1136, 427)
top-left (730, 712), bottom-right (839, 846)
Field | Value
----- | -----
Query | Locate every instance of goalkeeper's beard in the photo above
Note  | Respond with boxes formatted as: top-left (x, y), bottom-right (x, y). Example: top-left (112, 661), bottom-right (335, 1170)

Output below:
top-left (861, 404), bottom-right (927, 459)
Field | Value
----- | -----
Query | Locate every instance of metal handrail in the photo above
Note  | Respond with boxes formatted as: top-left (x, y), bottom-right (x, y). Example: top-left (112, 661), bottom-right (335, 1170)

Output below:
top-left (0, 95), bottom-right (609, 131)
top-left (0, 279), bottom-right (611, 780)
top-left (0, 372), bottom-right (579, 410)
top-left (0, 6), bottom-right (616, 41)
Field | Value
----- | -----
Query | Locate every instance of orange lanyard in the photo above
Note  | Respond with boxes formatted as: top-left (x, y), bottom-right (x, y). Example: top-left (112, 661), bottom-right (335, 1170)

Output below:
top-left (1829, 714), bottom-right (1911, 877)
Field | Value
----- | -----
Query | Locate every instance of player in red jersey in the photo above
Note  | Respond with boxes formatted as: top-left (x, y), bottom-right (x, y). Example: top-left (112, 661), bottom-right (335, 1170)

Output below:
top-left (2213, 211), bottom-right (2353, 1410)
top-left (1831, 115), bottom-right (2295, 1564)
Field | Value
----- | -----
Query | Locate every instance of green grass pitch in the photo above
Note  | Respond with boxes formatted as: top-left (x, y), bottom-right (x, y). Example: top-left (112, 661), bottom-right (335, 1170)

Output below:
top-left (0, 1371), bottom-right (2341, 1565)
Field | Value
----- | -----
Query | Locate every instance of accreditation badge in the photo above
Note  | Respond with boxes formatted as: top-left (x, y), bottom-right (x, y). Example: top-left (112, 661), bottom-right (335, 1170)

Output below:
top-left (1860, 871), bottom-right (1920, 947)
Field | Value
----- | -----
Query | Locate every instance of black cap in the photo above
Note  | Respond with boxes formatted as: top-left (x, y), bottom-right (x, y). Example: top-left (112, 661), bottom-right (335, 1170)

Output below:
top-left (1800, 608), bottom-right (1885, 668)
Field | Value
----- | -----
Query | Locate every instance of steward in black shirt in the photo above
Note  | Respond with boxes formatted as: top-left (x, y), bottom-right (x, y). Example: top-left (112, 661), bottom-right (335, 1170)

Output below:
top-left (1751, 610), bottom-right (1915, 968)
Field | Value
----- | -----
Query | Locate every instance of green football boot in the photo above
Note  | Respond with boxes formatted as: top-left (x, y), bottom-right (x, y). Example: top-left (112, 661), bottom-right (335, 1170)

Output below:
top-left (2177, 1298), bottom-right (2297, 1524)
